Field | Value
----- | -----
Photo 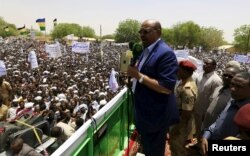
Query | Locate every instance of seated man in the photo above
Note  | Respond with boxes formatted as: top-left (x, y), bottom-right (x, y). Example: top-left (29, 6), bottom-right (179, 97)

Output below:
top-left (10, 137), bottom-right (43, 156)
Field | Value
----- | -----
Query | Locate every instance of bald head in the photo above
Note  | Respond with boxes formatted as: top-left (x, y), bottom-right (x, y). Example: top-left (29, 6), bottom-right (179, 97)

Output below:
top-left (11, 138), bottom-right (24, 154)
top-left (142, 19), bottom-right (161, 30)
top-left (140, 19), bottom-right (162, 47)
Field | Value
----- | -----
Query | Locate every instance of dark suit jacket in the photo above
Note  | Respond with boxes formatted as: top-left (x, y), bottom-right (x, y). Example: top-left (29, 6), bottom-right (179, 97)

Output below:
top-left (134, 39), bottom-right (179, 133)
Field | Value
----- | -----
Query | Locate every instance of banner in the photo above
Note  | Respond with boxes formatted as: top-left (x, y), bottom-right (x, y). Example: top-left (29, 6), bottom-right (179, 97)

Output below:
top-left (246, 56), bottom-right (250, 63)
top-left (72, 41), bottom-right (90, 54)
top-left (28, 51), bottom-right (38, 69)
top-left (0, 60), bottom-right (7, 76)
top-left (174, 50), bottom-right (189, 59)
top-left (234, 54), bottom-right (250, 63)
top-left (45, 42), bottom-right (62, 58)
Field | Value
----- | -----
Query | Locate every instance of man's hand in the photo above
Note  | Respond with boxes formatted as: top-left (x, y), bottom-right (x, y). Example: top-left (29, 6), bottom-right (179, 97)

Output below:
top-left (127, 66), bottom-right (140, 80)
top-left (201, 137), bottom-right (208, 155)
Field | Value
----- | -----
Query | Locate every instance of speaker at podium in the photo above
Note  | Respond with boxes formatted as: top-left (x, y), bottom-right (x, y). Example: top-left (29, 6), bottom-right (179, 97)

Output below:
top-left (120, 50), bottom-right (132, 72)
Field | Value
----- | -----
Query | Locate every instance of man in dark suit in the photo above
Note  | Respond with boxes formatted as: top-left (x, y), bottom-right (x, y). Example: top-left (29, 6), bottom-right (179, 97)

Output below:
top-left (127, 19), bottom-right (179, 156)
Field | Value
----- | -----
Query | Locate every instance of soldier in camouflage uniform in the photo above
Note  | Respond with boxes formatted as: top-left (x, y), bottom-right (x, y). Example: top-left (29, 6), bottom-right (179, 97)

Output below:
top-left (169, 60), bottom-right (198, 156)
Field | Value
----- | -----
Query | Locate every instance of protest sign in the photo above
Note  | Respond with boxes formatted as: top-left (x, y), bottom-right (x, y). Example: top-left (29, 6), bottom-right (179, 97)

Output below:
top-left (0, 60), bottom-right (7, 76)
top-left (45, 42), bottom-right (62, 58)
top-left (28, 51), bottom-right (39, 69)
top-left (72, 41), bottom-right (90, 54)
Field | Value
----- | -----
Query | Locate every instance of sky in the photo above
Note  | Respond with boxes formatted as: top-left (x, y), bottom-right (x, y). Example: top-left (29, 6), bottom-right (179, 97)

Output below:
top-left (0, 0), bottom-right (250, 43)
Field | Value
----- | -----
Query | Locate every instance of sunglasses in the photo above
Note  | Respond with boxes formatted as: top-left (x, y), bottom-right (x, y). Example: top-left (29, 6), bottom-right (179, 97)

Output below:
top-left (222, 74), bottom-right (233, 79)
top-left (138, 29), bottom-right (157, 35)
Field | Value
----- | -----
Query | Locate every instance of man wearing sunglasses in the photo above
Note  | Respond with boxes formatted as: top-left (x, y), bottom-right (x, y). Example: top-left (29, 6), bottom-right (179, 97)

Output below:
top-left (127, 19), bottom-right (179, 156)
top-left (202, 66), bottom-right (240, 135)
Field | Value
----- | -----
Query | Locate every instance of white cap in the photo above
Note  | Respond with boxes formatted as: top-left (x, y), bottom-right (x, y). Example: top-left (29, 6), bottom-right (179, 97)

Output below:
top-left (99, 92), bottom-right (106, 97)
top-left (73, 90), bottom-right (78, 94)
top-left (51, 86), bottom-right (57, 90)
top-left (83, 78), bottom-right (88, 82)
top-left (12, 99), bottom-right (19, 103)
top-left (37, 90), bottom-right (42, 94)
top-left (34, 96), bottom-right (42, 101)
top-left (43, 71), bottom-right (50, 74)
top-left (25, 102), bottom-right (34, 108)
top-left (57, 93), bottom-right (66, 100)
top-left (99, 99), bottom-right (107, 106)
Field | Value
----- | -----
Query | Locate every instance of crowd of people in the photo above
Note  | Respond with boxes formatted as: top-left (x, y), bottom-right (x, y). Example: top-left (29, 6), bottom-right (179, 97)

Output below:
top-left (0, 32), bottom-right (250, 155)
top-left (0, 37), bottom-right (127, 155)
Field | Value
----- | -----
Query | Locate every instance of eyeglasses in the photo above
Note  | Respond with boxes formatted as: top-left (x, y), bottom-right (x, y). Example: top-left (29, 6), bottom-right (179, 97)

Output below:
top-left (222, 74), bottom-right (233, 79)
top-left (138, 29), bottom-right (157, 35)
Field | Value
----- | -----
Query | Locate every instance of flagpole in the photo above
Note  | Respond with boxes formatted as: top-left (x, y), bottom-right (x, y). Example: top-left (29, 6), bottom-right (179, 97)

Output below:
top-left (44, 27), bottom-right (46, 42)
top-left (44, 18), bottom-right (46, 42)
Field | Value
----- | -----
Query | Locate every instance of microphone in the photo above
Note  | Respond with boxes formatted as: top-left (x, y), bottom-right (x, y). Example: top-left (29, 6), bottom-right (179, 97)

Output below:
top-left (127, 41), bottom-right (143, 88)
top-left (129, 41), bottom-right (143, 66)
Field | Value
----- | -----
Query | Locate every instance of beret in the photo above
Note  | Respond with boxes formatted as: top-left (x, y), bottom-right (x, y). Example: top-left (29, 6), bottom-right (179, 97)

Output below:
top-left (234, 103), bottom-right (250, 132)
top-left (179, 60), bottom-right (197, 71)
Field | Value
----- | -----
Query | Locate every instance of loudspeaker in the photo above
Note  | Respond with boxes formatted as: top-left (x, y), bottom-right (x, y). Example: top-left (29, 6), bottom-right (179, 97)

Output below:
top-left (120, 52), bottom-right (131, 72)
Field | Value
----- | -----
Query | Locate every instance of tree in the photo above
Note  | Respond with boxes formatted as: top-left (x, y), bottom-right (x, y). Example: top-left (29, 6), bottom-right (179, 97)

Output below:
top-left (0, 17), bottom-right (18, 37)
top-left (161, 28), bottom-right (174, 47)
top-left (102, 34), bottom-right (115, 40)
top-left (171, 21), bottom-right (201, 49)
top-left (233, 24), bottom-right (250, 52)
top-left (33, 29), bottom-right (43, 36)
top-left (115, 19), bottom-right (141, 43)
top-left (199, 27), bottom-right (224, 51)
top-left (51, 23), bottom-right (82, 39)
top-left (81, 26), bottom-right (96, 38)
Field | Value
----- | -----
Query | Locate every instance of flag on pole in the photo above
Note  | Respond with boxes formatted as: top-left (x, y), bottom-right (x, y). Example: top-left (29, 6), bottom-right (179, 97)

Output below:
top-left (53, 18), bottom-right (57, 27)
top-left (17, 25), bottom-right (27, 34)
top-left (4, 26), bottom-right (9, 32)
top-left (36, 18), bottom-right (46, 31)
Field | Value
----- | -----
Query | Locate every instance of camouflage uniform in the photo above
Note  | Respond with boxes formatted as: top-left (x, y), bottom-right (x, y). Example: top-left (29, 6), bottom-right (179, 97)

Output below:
top-left (170, 77), bottom-right (197, 156)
